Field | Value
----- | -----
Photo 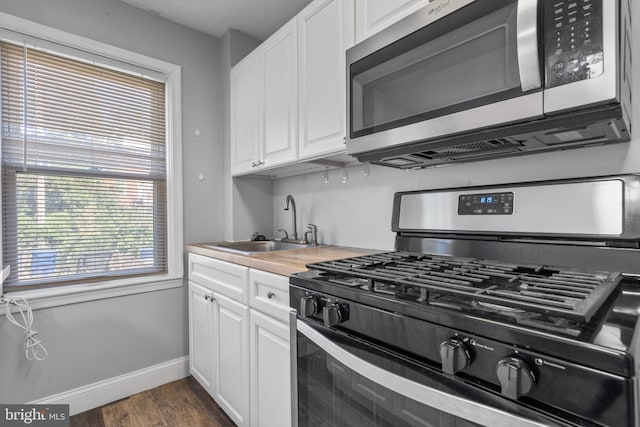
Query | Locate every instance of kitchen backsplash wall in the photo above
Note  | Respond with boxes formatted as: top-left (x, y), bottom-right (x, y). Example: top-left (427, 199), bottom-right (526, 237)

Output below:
top-left (273, 138), bottom-right (640, 250)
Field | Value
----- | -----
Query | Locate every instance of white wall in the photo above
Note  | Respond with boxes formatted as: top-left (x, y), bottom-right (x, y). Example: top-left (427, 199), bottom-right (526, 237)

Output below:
top-left (0, 0), bottom-right (221, 404)
top-left (273, 3), bottom-right (640, 250)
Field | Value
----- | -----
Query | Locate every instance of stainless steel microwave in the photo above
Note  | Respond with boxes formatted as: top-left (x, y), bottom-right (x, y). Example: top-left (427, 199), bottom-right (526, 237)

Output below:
top-left (346, 0), bottom-right (632, 169)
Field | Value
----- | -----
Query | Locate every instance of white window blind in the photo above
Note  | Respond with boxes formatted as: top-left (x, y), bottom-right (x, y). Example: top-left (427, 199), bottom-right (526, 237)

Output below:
top-left (1, 41), bottom-right (168, 289)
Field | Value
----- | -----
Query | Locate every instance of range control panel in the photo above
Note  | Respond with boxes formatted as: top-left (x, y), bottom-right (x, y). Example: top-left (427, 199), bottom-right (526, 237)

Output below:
top-left (458, 192), bottom-right (514, 215)
top-left (545, 0), bottom-right (603, 88)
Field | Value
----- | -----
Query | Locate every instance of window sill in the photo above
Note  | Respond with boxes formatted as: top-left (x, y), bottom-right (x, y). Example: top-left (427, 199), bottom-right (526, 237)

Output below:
top-left (0, 274), bottom-right (184, 314)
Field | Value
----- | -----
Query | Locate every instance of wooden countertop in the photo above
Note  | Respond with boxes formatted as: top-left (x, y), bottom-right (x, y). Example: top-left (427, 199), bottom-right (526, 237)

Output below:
top-left (185, 243), bottom-right (384, 276)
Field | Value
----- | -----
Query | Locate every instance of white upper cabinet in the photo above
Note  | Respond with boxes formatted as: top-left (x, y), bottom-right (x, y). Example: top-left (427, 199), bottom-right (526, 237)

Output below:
top-left (230, 0), bottom-right (357, 177)
top-left (298, 0), bottom-right (355, 159)
top-left (231, 19), bottom-right (297, 176)
top-left (261, 20), bottom-right (298, 167)
top-left (231, 53), bottom-right (262, 175)
top-left (355, 0), bottom-right (428, 43)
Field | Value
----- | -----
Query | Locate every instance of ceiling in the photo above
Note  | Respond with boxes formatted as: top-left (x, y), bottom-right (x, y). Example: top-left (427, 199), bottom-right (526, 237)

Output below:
top-left (120, 0), bottom-right (312, 41)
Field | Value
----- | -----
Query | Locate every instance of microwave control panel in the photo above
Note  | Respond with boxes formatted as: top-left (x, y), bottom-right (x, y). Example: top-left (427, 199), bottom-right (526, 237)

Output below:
top-left (545, 0), bottom-right (603, 88)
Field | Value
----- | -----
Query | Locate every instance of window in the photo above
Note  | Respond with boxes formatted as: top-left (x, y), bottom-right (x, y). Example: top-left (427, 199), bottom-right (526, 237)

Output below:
top-left (1, 40), bottom-right (171, 290)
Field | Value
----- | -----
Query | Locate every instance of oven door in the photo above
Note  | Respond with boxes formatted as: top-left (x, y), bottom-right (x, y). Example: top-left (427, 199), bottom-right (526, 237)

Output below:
top-left (293, 318), bottom-right (570, 427)
top-left (346, 0), bottom-right (543, 157)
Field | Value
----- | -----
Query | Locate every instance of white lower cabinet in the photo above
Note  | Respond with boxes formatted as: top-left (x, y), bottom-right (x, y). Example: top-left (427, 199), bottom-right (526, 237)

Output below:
top-left (188, 254), bottom-right (250, 427)
top-left (213, 292), bottom-right (250, 426)
top-left (250, 309), bottom-right (291, 427)
top-left (188, 281), bottom-right (213, 391)
top-left (188, 253), bottom-right (292, 427)
top-left (249, 269), bottom-right (292, 427)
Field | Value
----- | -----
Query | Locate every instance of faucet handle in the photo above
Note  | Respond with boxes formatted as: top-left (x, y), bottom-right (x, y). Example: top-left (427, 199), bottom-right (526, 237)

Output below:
top-left (305, 224), bottom-right (318, 245)
top-left (277, 228), bottom-right (289, 240)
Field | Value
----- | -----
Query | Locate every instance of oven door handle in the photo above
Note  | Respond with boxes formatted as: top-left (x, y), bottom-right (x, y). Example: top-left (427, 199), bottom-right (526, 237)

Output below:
top-left (297, 320), bottom-right (553, 427)
top-left (516, 0), bottom-right (542, 91)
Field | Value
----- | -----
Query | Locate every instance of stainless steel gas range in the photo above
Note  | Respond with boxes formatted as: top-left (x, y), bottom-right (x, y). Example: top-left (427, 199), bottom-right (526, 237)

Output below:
top-left (289, 174), bottom-right (640, 427)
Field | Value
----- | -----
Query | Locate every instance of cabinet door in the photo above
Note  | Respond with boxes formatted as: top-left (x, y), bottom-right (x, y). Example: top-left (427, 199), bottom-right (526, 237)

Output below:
top-left (298, 0), bottom-right (355, 159)
top-left (261, 19), bottom-right (298, 168)
top-left (213, 292), bottom-right (250, 427)
top-left (188, 281), bottom-right (213, 392)
top-left (250, 309), bottom-right (291, 427)
top-left (231, 52), bottom-right (262, 176)
top-left (355, 0), bottom-right (428, 43)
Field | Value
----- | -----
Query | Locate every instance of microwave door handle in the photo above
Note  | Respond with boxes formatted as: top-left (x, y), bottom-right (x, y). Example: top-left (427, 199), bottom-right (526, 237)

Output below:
top-left (297, 320), bottom-right (554, 427)
top-left (516, 0), bottom-right (542, 91)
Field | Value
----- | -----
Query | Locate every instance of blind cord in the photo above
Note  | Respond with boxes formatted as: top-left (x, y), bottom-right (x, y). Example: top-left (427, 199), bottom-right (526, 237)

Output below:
top-left (4, 296), bottom-right (48, 361)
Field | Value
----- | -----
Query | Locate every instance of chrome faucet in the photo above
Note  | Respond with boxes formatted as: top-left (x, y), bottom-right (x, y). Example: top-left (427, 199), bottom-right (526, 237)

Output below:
top-left (284, 195), bottom-right (298, 241)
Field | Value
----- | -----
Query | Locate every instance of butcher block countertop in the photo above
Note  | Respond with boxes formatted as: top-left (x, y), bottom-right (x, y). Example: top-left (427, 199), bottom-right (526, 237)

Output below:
top-left (185, 243), bottom-right (383, 276)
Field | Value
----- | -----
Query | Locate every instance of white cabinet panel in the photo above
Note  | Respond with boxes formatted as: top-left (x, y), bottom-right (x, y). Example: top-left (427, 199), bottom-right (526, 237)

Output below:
top-left (262, 20), bottom-right (298, 167)
top-left (298, 0), bottom-right (355, 159)
top-left (188, 281), bottom-right (213, 391)
top-left (231, 19), bottom-right (297, 176)
top-left (250, 309), bottom-right (291, 427)
top-left (231, 54), bottom-right (262, 175)
top-left (189, 253), bottom-right (249, 304)
top-left (249, 269), bottom-right (291, 323)
top-left (355, 0), bottom-right (428, 43)
top-left (214, 292), bottom-right (250, 427)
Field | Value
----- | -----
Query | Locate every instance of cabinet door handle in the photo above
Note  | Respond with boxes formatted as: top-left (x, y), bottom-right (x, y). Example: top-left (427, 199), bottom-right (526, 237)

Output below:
top-left (204, 294), bottom-right (215, 302)
top-left (267, 291), bottom-right (275, 299)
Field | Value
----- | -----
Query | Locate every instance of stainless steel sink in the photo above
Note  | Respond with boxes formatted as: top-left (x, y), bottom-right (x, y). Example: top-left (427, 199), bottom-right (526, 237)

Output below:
top-left (202, 240), bottom-right (314, 255)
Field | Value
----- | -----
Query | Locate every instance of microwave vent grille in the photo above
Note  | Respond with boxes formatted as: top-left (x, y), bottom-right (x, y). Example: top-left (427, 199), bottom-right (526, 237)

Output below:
top-left (429, 138), bottom-right (518, 157)
top-left (374, 138), bottom-right (522, 168)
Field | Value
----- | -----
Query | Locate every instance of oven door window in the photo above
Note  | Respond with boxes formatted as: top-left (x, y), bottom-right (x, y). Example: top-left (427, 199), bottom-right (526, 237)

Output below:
top-left (350, 0), bottom-right (531, 138)
top-left (296, 321), bottom-right (567, 427)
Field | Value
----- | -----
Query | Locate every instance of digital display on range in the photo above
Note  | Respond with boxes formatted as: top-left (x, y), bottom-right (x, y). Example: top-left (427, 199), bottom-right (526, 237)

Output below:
top-left (458, 192), bottom-right (514, 215)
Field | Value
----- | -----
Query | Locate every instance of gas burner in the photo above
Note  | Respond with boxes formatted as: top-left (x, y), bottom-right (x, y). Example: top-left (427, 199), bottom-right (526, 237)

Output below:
top-left (308, 252), bottom-right (621, 322)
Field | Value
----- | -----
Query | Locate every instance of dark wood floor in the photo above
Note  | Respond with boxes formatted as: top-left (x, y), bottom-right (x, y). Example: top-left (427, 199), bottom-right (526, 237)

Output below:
top-left (70, 376), bottom-right (236, 427)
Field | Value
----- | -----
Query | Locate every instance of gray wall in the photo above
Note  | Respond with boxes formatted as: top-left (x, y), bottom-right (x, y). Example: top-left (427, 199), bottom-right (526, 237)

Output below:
top-left (0, 0), bottom-right (222, 403)
top-left (273, 3), bottom-right (640, 250)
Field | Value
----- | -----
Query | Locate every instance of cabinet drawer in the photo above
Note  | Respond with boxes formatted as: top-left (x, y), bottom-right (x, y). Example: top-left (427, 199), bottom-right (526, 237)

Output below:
top-left (189, 253), bottom-right (249, 304)
top-left (249, 269), bottom-right (291, 322)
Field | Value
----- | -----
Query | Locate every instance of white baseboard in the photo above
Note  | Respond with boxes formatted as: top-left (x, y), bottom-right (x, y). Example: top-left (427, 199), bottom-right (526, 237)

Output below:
top-left (29, 356), bottom-right (190, 415)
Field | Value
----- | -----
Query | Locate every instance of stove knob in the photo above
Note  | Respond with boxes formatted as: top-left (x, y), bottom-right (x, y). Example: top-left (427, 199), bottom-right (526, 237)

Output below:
top-left (496, 357), bottom-right (536, 400)
top-left (299, 296), bottom-right (320, 317)
top-left (439, 338), bottom-right (471, 375)
top-left (323, 303), bottom-right (344, 327)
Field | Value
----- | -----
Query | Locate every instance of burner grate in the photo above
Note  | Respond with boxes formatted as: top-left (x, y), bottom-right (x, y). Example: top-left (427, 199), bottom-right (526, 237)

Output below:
top-left (307, 252), bottom-right (622, 322)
